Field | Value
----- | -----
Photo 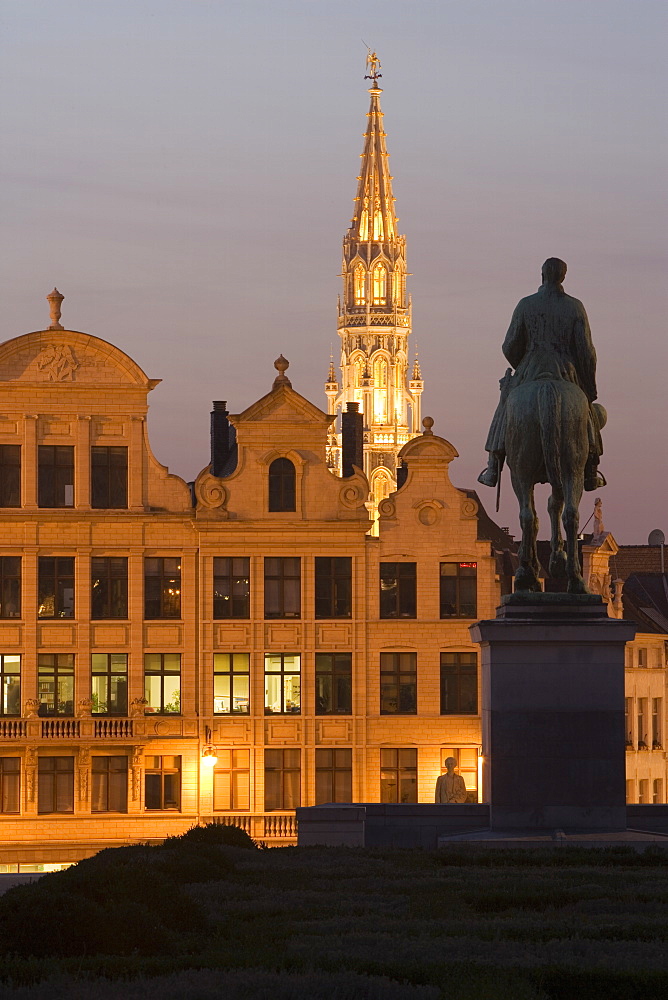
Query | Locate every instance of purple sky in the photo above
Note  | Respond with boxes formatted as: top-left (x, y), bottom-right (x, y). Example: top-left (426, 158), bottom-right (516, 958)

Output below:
top-left (1, 1), bottom-right (666, 544)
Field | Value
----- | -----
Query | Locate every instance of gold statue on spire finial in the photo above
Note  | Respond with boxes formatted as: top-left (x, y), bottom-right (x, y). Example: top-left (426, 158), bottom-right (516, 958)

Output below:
top-left (364, 47), bottom-right (382, 84)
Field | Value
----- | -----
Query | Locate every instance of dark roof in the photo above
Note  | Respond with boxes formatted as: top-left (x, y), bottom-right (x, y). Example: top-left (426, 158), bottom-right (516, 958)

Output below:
top-left (622, 573), bottom-right (668, 635)
top-left (613, 545), bottom-right (666, 580)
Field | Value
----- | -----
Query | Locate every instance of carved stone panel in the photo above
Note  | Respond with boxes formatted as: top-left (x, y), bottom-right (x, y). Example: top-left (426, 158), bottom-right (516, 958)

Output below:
top-left (316, 719), bottom-right (353, 743)
top-left (265, 624), bottom-right (302, 647)
top-left (316, 624), bottom-right (352, 647)
top-left (214, 624), bottom-right (251, 648)
top-left (215, 719), bottom-right (253, 743)
top-left (145, 624), bottom-right (182, 646)
top-left (92, 625), bottom-right (129, 646)
top-left (0, 625), bottom-right (21, 646)
top-left (39, 625), bottom-right (75, 646)
top-left (265, 720), bottom-right (302, 743)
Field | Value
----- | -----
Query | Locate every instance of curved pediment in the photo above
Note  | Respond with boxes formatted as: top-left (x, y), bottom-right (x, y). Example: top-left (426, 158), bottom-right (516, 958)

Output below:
top-left (0, 330), bottom-right (158, 388)
top-left (399, 432), bottom-right (459, 463)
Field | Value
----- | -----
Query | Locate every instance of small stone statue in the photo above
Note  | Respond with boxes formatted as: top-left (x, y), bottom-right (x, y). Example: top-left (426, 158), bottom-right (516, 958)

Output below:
top-left (435, 757), bottom-right (467, 803)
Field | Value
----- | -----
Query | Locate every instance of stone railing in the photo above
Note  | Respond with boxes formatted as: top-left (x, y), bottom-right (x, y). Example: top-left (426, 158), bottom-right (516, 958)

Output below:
top-left (0, 718), bottom-right (134, 740)
top-left (0, 720), bottom-right (27, 739)
top-left (212, 812), bottom-right (298, 843)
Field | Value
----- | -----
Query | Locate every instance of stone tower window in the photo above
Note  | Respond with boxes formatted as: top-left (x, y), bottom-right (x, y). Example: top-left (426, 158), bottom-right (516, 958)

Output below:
top-left (372, 265), bottom-right (387, 305)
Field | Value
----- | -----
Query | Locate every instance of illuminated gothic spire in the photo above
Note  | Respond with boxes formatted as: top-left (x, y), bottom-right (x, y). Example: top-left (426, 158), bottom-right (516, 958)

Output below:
top-left (326, 55), bottom-right (423, 528)
top-left (348, 77), bottom-right (398, 244)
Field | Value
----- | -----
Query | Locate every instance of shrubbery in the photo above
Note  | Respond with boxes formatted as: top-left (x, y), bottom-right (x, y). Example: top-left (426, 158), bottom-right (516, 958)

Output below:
top-left (0, 824), bottom-right (250, 959)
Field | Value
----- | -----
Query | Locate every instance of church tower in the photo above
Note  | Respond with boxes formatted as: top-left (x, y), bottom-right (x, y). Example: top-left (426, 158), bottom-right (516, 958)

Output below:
top-left (326, 53), bottom-right (423, 519)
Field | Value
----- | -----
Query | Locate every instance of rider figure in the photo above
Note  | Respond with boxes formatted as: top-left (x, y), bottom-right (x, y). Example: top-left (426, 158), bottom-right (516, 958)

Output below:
top-left (478, 257), bottom-right (606, 493)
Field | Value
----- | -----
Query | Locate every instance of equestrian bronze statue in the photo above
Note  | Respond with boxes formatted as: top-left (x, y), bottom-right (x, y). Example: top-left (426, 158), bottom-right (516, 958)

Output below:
top-left (478, 258), bottom-right (607, 593)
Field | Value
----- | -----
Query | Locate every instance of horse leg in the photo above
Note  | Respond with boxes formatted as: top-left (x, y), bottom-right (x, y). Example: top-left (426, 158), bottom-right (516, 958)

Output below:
top-left (548, 486), bottom-right (567, 579)
top-left (563, 474), bottom-right (587, 594)
top-left (512, 472), bottom-right (541, 591)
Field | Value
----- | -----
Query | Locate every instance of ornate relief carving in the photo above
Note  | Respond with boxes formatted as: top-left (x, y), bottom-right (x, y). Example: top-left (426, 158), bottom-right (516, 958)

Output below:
top-left (25, 745), bottom-right (38, 802)
top-left (131, 745), bottom-right (145, 801)
top-left (339, 478), bottom-right (368, 510)
top-left (24, 699), bottom-right (40, 718)
top-left (76, 698), bottom-right (93, 718)
top-left (378, 497), bottom-right (396, 518)
top-left (197, 472), bottom-right (228, 510)
top-left (460, 497), bottom-right (479, 518)
top-left (35, 344), bottom-right (78, 381)
top-left (78, 745), bottom-right (91, 800)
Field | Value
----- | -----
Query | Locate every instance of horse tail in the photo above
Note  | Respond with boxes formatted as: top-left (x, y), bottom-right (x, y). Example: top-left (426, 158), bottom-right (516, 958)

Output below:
top-left (537, 381), bottom-right (562, 487)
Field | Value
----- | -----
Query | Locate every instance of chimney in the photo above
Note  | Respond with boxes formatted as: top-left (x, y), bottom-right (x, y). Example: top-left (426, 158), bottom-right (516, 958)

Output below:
top-left (210, 401), bottom-right (230, 477)
top-left (396, 462), bottom-right (408, 488)
top-left (341, 402), bottom-right (363, 478)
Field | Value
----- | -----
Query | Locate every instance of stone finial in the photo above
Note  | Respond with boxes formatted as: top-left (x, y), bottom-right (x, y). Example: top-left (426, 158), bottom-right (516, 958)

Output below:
top-left (422, 416), bottom-right (434, 435)
top-left (47, 287), bottom-right (64, 330)
top-left (273, 355), bottom-right (292, 388)
top-left (412, 356), bottom-right (422, 380)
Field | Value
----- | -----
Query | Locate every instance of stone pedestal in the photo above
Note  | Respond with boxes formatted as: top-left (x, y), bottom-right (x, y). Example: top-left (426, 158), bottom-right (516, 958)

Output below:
top-left (470, 595), bottom-right (636, 832)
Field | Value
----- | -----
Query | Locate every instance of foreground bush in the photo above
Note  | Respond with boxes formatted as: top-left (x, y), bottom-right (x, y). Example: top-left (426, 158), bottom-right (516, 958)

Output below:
top-left (0, 824), bottom-right (252, 959)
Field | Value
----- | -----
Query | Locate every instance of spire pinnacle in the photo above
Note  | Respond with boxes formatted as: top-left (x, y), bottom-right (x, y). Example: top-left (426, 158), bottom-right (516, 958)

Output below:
top-left (348, 52), bottom-right (398, 243)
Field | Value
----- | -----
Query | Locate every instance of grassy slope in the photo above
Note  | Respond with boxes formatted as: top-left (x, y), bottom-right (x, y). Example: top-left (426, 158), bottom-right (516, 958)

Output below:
top-left (1, 837), bottom-right (667, 1000)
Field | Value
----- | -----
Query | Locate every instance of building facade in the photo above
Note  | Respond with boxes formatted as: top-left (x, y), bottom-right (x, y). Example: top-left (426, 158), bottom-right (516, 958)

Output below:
top-left (0, 312), bottom-right (506, 867)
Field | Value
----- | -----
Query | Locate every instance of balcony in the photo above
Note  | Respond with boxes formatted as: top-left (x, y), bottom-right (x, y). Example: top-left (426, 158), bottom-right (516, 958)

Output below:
top-left (0, 718), bottom-right (135, 741)
top-left (210, 812), bottom-right (297, 845)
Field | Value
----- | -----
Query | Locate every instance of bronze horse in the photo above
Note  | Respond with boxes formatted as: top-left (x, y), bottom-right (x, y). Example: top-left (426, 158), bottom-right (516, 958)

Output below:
top-left (505, 377), bottom-right (590, 593)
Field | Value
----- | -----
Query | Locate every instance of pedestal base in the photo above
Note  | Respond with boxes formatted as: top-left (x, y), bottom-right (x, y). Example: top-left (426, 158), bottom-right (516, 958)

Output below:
top-left (470, 596), bottom-right (636, 832)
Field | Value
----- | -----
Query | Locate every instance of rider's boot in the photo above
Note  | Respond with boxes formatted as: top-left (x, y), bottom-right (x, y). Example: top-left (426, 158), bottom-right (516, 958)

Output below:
top-left (477, 452), bottom-right (499, 488)
top-left (584, 456), bottom-right (607, 492)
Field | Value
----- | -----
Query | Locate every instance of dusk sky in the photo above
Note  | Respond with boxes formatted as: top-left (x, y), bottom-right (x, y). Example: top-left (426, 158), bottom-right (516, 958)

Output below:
top-left (1, 0), bottom-right (666, 544)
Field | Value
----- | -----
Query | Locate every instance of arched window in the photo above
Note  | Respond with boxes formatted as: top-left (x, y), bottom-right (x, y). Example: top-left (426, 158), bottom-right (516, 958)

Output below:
top-left (373, 470), bottom-right (392, 508)
top-left (354, 265), bottom-right (366, 305)
top-left (268, 458), bottom-right (296, 512)
top-left (373, 357), bottom-right (387, 388)
top-left (373, 210), bottom-right (384, 240)
top-left (372, 266), bottom-right (387, 305)
top-left (359, 209), bottom-right (369, 241)
top-left (392, 268), bottom-right (403, 307)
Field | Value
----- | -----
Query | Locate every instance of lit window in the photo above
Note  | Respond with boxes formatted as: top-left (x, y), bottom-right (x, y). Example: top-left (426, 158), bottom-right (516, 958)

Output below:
top-left (372, 265), bottom-right (386, 305)
top-left (264, 653), bottom-right (300, 714)
top-left (38, 654), bottom-right (74, 716)
top-left (0, 655), bottom-right (20, 717)
top-left (373, 210), bottom-right (384, 240)
top-left (144, 653), bottom-right (181, 714)
top-left (214, 653), bottom-right (250, 714)
top-left (38, 557), bottom-right (74, 619)
top-left (359, 210), bottom-right (369, 241)
top-left (354, 265), bottom-right (366, 305)
top-left (91, 654), bottom-right (128, 715)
